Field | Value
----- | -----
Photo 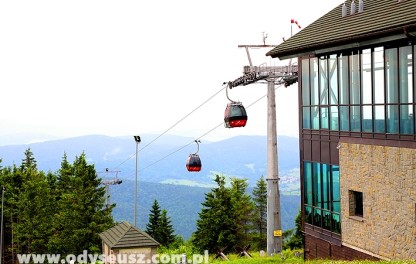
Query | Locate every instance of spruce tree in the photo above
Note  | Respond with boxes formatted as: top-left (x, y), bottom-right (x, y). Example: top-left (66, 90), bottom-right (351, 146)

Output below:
top-left (230, 177), bottom-right (254, 247)
top-left (49, 152), bottom-right (113, 255)
top-left (192, 175), bottom-right (238, 253)
top-left (15, 169), bottom-right (55, 253)
top-left (145, 200), bottom-right (175, 247)
top-left (146, 199), bottom-right (162, 241)
top-left (283, 209), bottom-right (303, 250)
top-left (252, 176), bottom-right (267, 250)
top-left (158, 209), bottom-right (175, 247)
top-left (20, 148), bottom-right (37, 171)
top-left (13, 149), bottom-right (53, 253)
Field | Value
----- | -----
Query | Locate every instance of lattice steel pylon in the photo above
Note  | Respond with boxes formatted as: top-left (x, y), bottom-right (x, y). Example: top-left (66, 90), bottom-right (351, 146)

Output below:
top-left (98, 168), bottom-right (122, 209)
top-left (227, 35), bottom-right (298, 255)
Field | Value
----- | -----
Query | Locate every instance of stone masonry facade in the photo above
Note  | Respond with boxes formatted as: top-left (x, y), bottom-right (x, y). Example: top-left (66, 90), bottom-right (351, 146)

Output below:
top-left (339, 142), bottom-right (416, 260)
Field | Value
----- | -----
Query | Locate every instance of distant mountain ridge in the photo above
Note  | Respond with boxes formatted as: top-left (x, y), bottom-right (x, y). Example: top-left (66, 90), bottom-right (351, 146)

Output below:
top-left (0, 134), bottom-right (299, 187)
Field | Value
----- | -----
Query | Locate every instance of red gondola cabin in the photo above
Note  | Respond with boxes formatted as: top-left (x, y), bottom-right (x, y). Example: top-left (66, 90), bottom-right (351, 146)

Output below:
top-left (186, 154), bottom-right (201, 172)
top-left (224, 102), bottom-right (247, 128)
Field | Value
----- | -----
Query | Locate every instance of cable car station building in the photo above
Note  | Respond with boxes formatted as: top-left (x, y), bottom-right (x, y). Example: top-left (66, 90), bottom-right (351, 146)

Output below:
top-left (267, 0), bottom-right (416, 260)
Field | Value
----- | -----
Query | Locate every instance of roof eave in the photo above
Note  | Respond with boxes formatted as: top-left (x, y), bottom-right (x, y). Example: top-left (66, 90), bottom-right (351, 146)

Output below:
top-left (267, 24), bottom-right (416, 59)
top-left (111, 243), bottom-right (159, 250)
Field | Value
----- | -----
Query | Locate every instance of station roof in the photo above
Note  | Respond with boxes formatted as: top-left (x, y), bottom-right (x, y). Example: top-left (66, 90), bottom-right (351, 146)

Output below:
top-left (99, 221), bottom-right (160, 249)
top-left (266, 0), bottom-right (416, 60)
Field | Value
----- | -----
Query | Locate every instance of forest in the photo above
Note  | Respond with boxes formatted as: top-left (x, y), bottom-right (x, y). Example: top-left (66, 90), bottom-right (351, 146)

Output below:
top-left (0, 148), bottom-right (302, 263)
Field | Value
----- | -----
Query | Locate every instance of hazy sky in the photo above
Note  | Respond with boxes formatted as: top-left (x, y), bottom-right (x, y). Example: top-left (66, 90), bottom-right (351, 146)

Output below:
top-left (0, 0), bottom-right (344, 143)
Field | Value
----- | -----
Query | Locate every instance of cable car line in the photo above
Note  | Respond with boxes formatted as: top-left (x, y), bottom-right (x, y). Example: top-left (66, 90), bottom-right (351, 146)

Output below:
top-left (109, 81), bottom-right (284, 176)
top-left (136, 83), bottom-right (284, 173)
top-left (138, 140), bottom-right (195, 172)
top-left (109, 86), bottom-right (226, 172)
top-left (139, 86), bottom-right (226, 153)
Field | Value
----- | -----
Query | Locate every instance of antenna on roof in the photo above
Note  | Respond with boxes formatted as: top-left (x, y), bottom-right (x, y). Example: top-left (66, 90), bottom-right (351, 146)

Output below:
top-left (262, 32), bottom-right (268, 45)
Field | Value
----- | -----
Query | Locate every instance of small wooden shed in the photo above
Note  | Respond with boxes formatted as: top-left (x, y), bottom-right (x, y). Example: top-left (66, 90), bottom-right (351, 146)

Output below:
top-left (99, 221), bottom-right (160, 264)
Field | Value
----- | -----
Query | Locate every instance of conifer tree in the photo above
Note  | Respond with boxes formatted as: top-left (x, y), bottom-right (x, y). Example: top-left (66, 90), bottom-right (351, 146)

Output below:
top-left (6, 148), bottom-right (55, 254)
top-left (0, 150), bottom-right (113, 260)
top-left (283, 209), bottom-right (303, 250)
top-left (230, 177), bottom-right (254, 246)
top-left (20, 148), bottom-right (37, 171)
top-left (252, 176), bottom-right (267, 250)
top-left (15, 169), bottom-right (55, 253)
top-left (145, 200), bottom-right (175, 247)
top-left (158, 209), bottom-right (175, 247)
top-left (192, 175), bottom-right (239, 253)
top-left (0, 162), bottom-right (26, 261)
top-left (146, 199), bottom-right (162, 240)
top-left (48, 152), bottom-right (113, 255)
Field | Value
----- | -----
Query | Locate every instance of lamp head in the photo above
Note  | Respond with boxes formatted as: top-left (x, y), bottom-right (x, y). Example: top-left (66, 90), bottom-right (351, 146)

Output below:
top-left (133, 136), bottom-right (141, 143)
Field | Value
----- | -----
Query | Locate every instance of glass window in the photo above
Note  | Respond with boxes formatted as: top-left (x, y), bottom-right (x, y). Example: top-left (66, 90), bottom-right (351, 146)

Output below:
top-left (362, 105), bottom-right (373, 132)
top-left (330, 106), bottom-right (339, 130)
top-left (374, 47), bottom-right (385, 104)
top-left (332, 213), bottom-right (341, 234)
top-left (303, 107), bottom-right (311, 129)
top-left (322, 210), bottom-right (331, 231)
top-left (322, 164), bottom-right (330, 210)
top-left (312, 106), bottom-right (320, 129)
top-left (314, 208), bottom-right (322, 227)
top-left (351, 105), bottom-right (361, 132)
top-left (340, 106), bottom-right (350, 131)
top-left (350, 191), bottom-right (363, 217)
top-left (350, 52), bottom-right (361, 105)
top-left (400, 105), bottom-right (414, 134)
top-left (321, 107), bottom-right (329, 129)
top-left (399, 46), bottom-right (413, 104)
top-left (304, 162), bottom-right (312, 205)
top-left (387, 104), bottom-right (399, 133)
top-left (386, 48), bottom-right (398, 104)
top-left (301, 58), bottom-right (311, 106)
top-left (311, 58), bottom-right (319, 105)
top-left (303, 162), bottom-right (341, 233)
top-left (231, 106), bottom-right (244, 116)
top-left (362, 49), bottom-right (372, 104)
top-left (339, 55), bottom-right (349, 104)
top-left (305, 205), bottom-right (313, 224)
top-left (312, 163), bottom-right (321, 207)
top-left (331, 165), bottom-right (340, 213)
top-left (374, 105), bottom-right (385, 133)
top-left (320, 57), bottom-right (328, 105)
top-left (329, 55), bottom-right (338, 105)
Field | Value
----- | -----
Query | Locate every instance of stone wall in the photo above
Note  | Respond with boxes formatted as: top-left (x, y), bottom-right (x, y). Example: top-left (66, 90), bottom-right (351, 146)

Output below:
top-left (339, 142), bottom-right (416, 260)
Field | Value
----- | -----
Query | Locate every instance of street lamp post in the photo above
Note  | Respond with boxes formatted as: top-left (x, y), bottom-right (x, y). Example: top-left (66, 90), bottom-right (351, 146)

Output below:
top-left (133, 136), bottom-right (141, 227)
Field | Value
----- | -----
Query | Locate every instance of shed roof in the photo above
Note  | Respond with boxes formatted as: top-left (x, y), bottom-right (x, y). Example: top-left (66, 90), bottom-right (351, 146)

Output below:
top-left (99, 221), bottom-right (160, 249)
top-left (266, 0), bottom-right (416, 59)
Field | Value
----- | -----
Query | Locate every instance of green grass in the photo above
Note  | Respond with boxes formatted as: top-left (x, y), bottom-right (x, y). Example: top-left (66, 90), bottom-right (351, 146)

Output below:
top-left (207, 249), bottom-right (416, 264)
top-left (159, 247), bottom-right (416, 264)
top-left (209, 249), bottom-right (303, 263)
